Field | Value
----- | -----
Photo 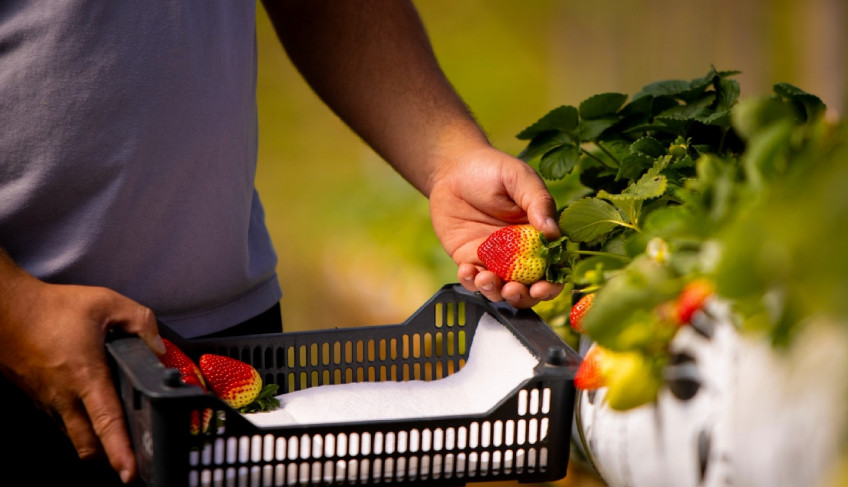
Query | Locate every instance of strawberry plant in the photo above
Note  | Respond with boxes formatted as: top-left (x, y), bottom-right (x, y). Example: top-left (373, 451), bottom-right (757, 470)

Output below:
top-left (518, 67), bottom-right (838, 410)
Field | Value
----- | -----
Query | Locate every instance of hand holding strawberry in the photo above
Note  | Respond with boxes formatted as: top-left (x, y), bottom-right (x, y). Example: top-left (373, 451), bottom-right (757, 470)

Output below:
top-left (426, 145), bottom-right (562, 307)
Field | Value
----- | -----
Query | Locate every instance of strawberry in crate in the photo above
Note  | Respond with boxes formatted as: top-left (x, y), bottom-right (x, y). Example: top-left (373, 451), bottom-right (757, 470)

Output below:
top-left (198, 354), bottom-right (279, 413)
top-left (158, 339), bottom-right (279, 434)
top-left (158, 338), bottom-right (213, 434)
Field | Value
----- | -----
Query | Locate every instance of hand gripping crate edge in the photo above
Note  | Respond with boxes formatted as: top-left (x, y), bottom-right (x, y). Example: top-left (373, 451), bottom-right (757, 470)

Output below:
top-left (107, 284), bottom-right (581, 487)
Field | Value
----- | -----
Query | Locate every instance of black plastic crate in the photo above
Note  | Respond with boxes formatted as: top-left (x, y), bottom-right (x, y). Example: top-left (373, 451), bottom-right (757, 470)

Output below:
top-left (107, 284), bottom-right (580, 486)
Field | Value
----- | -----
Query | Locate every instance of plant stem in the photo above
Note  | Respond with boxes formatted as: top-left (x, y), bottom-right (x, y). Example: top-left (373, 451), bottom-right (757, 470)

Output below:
top-left (718, 127), bottom-right (729, 154)
top-left (609, 219), bottom-right (641, 232)
top-left (581, 148), bottom-right (616, 169)
top-left (566, 249), bottom-right (631, 261)
top-left (595, 141), bottom-right (622, 166)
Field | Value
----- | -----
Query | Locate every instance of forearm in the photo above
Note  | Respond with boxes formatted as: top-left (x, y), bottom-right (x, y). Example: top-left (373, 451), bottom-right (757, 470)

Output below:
top-left (262, 0), bottom-right (490, 196)
top-left (0, 248), bottom-right (37, 330)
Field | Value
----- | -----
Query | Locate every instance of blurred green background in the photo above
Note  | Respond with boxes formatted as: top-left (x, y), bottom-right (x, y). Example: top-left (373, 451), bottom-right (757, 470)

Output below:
top-left (255, 0), bottom-right (846, 335)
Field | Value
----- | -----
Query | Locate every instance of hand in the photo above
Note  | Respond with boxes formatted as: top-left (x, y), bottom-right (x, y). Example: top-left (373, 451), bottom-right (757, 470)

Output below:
top-left (0, 257), bottom-right (165, 484)
top-left (428, 146), bottom-right (564, 308)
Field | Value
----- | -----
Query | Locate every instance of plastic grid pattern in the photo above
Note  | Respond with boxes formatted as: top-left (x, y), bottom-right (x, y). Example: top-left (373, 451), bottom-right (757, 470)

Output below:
top-left (107, 284), bottom-right (580, 487)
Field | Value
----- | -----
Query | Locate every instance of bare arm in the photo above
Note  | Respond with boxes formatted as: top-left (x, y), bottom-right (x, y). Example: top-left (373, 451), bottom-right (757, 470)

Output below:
top-left (0, 248), bottom-right (165, 483)
top-left (262, 0), bottom-right (562, 306)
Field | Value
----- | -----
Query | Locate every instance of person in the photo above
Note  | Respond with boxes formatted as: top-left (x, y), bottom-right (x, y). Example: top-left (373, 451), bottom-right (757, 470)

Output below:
top-left (0, 1), bottom-right (562, 484)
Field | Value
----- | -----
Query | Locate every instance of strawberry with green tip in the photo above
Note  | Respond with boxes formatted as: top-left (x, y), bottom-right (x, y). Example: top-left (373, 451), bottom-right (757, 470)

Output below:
top-left (477, 224), bottom-right (566, 285)
top-left (575, 343), bottom-right (663, 410)
top-left (199, 354), bottom-right (280, 413)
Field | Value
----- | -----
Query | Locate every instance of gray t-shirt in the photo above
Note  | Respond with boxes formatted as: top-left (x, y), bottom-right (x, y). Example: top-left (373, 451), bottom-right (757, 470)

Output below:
top-left (0, 1), bottom-right (281, 338)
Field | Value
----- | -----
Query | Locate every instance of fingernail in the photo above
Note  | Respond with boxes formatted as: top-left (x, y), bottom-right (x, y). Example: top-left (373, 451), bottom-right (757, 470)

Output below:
top-left (120, 469), bottom-right (132, 484)
top-left (481, 283), bottom-right (493, 291)
top-left (546, 217), bottom-right (559, 233)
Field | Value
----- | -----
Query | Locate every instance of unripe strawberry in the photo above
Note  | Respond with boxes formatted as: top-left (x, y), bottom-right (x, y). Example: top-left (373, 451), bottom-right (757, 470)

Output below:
top-left (569, 293), bottom-right (595, 332)
top-left (477, 224), bottom-right (565, 285)
top-left (575, 344), bottom-right (662, 410)
top-left (199, 354), bottom-right (280, 413)
top-left (604, 351), bottom-right (662, 411)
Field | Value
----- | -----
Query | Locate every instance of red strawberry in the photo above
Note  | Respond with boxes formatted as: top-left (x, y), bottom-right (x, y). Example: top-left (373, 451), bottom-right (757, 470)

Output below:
top-left (569, 293), bottom-right (595, 332)
top-left (157, 339), bottom-right (212, 434)
top-left (189, 408), bottom-right (214, 436)
top-left (159, 338), bottom-right (206, 391)
top-left (574, 344), bottom-right (606, 390)
top-left (477, 224), bottom-right (565, 285)
top-left (199, 354), bottom-right (280, 413)
top-left (676, 278), bottom-right (715, 324)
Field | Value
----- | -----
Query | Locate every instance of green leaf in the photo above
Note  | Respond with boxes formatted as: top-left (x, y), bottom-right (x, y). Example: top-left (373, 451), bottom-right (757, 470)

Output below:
top-left (597, 190), bottom-right (642, 226)
top-left (559, 197), bottom-right (627, 243)
top-left (642, 204), bottom-right (705, 240)
top-left (773, 82), bottom-right (826, 121)
top-left (627, 172), bottom-right (668, 199)
top-left (539, 143), bottom-right (581, 180)
top-left (633, 79), bottom-right (692, 99)
top-left (685, 67), bottom-right (718, 95)
top-left (714, 78), bottom-right (741, 113)
top-left (580, 256), bottom-right (680, 351)
top-left (741, 119), bottom-right (795, 190)
top-left (578, 117), bottom-right (618, 141)
top-left (517, 131), bottom-right (572, 162)
top-left (618, 152), bottom-right (654, 181)
top-left (516, 105), bottom-right (579, 140)
top-left (631, 136), bottom-right (667, 159)
top-left (730, 97), bottom-right (796, 140)
top-left (620, 94), bottom-right (654, 116)
top-left (652, 116), bottom-right (690, 136)
top-left (579, 92), bottom-right (629, 119)
top-left (658, 93), bottom-right (715, 120)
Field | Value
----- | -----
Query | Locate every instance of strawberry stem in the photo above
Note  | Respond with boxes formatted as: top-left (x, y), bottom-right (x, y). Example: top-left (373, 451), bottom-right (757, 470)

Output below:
top-left (567, 250), bottom-right (630, 261)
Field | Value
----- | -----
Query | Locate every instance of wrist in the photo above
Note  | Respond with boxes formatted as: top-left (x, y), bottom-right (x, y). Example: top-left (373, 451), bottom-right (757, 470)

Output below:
top-left (419, 125), bottom-right (492, 197)
top-left (0, 249), bottom-right (43, 329)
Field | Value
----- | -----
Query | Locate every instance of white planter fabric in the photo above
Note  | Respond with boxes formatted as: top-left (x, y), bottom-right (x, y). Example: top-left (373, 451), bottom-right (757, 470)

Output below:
top-left (573, 302), bottom-right (848, 487)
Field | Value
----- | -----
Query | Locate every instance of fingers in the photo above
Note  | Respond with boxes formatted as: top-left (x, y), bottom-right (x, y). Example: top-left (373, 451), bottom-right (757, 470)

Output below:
top-left (60, 373), bottom-right (137, 484)
top-left (507, 159), bottom-right (560, 239)
top-left (101, 290), bottom-right (165, 356)
top-left (457, 265), bottom-right (564, 308)
top-left (81, 376), bottom-right (137, 483)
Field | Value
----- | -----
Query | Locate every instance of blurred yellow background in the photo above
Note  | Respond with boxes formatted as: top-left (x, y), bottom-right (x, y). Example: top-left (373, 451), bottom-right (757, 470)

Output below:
top-left (253, 2), bottom-right (845, 484)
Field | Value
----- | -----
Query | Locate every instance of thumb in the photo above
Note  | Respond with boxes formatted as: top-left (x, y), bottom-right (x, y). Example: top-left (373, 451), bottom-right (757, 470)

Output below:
top-left (518, 173), bottom-right (560, 240)
top-left (502, 155), bottom-right (560, 240)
